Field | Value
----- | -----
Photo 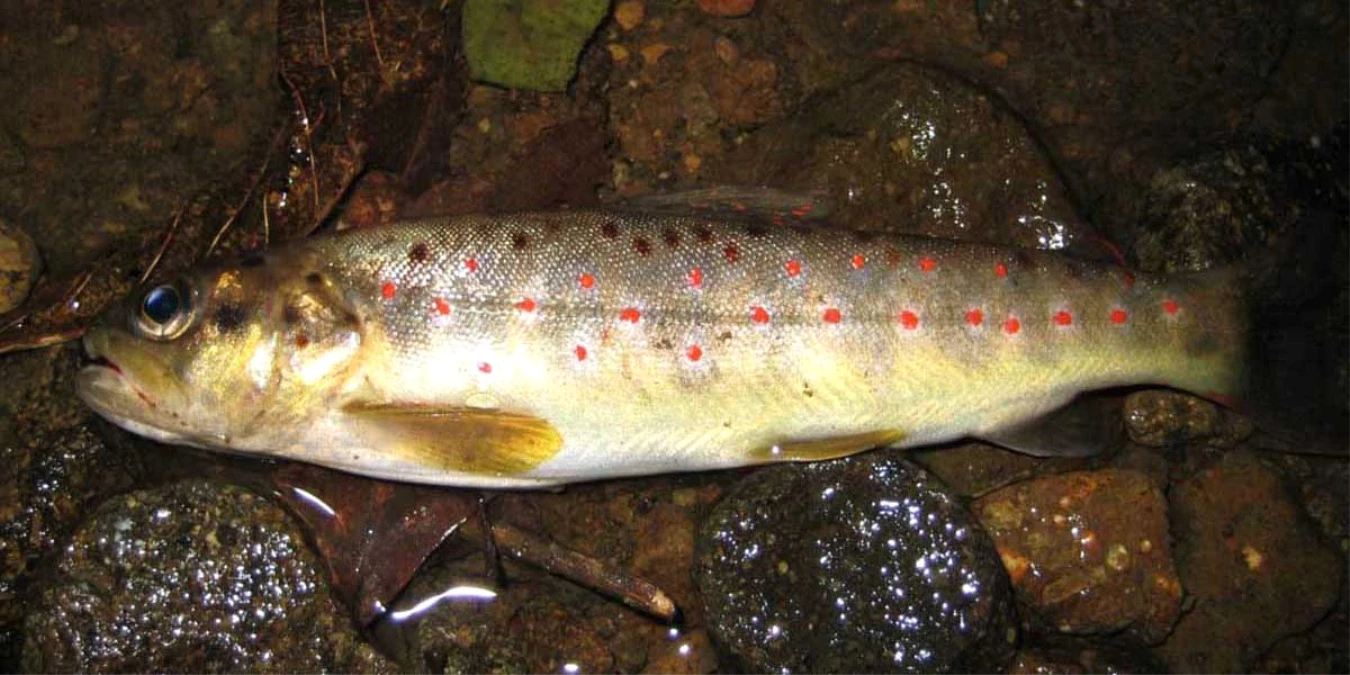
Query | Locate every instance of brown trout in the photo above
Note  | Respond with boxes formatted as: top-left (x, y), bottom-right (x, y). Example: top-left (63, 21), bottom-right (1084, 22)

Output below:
top-left (77, 210), bottom-right (1251, 488)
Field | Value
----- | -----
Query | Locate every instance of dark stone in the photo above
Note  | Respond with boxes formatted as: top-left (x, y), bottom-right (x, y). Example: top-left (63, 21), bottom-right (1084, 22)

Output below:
top-left (696, 454), bottom-right (1016, 673)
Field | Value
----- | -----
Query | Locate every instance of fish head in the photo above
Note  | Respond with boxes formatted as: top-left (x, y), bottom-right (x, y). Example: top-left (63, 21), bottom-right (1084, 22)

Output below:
top-left (77, 253), bottom-right (364, 451)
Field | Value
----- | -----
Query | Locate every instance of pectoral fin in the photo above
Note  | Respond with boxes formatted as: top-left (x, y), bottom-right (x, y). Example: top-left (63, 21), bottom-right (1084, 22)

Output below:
top-left (978, 395), bottom-right (1124, 458)
top-left (754, 429), bottom-right (906, 462)
top-left (343, 403), bottom-right (563, 475)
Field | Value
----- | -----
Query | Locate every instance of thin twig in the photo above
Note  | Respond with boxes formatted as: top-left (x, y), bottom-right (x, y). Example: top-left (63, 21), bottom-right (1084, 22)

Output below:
top-left (317, 0), bottom-right (339, 85)
top-left (140, 204), bottom-right (187, 285)
top-left (207, 126), bottom-right (285, 257)
top-left (279, 70), bottom-right (323, 223)
top-left (490, 521), bottom-right (679, 623)
top-left (363, 0), bottom-right (387, 75)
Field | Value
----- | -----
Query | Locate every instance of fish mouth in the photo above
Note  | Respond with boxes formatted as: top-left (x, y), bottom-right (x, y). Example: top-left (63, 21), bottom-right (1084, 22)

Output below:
top-left (76, 330), bottom-right (190, 446)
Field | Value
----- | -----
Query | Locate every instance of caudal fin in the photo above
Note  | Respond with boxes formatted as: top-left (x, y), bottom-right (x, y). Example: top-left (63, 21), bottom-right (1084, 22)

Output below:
top-left (1240, 210), bottom-right (1348, 455)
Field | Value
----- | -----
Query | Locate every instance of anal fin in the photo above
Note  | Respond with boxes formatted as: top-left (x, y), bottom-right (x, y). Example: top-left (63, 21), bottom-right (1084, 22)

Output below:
top-left (342, 403), bottom-right (563, 476)
top-left (755, 429), bottom-right (906, 463)
top-left (978, 395), bottom-right (1123, 458)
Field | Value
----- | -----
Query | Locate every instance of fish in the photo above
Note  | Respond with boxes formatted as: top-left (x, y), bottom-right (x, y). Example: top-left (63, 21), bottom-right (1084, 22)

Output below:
top-left (75, 205), bottom-right (1320, 488)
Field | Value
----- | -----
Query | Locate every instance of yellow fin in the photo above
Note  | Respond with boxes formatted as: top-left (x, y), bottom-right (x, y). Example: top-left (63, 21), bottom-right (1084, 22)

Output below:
top-left (754, 429), bottom-right (906, 463)
top-left (343, 403), bottom-right (563, 476)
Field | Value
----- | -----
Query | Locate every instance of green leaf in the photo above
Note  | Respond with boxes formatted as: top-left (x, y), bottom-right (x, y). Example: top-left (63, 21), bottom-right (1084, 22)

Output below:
top-left (462, 0), bottom-right (611, 91)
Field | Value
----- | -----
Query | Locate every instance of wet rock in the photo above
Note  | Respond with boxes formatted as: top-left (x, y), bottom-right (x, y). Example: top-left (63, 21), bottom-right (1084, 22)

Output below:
top-left (708, 65), bottom-right (1106, 256)
top-left (697, 0), bottom-right (755, 18)
top-left (0, 218), bottom-right (39, 316)
top-left (1123, 390), bottom-right (1252, 449)
top-left (1159, 450), bottom-right (1343, 673)
top-left (1129, 146), bottom-right (1289, 274)
top-left (23, 480), bottom-right (390, 673)
top-left (696, 454), bottom-right (1016, 673)
top-left (973, 470), bottom-right (1181, 644)
top-left (1008, 641), bottom-right (1167, 674)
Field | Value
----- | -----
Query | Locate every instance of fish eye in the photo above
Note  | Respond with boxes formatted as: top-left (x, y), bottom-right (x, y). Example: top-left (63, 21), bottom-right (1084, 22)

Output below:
top-left (132, 281), bottom-right (196, 340)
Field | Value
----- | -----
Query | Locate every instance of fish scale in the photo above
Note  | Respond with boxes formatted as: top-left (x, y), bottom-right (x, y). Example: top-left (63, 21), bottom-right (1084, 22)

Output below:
top-left (77, 209), bottom-right (1247, 488)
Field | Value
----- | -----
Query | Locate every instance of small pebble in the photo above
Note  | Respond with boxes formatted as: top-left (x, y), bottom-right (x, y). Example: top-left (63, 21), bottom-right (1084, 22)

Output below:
top-left (697, 0), bottom-right (755, 18)
top-left (0, 219), bottom-right (40, 314)
top-left (614, 0), bottom-right (645, 31)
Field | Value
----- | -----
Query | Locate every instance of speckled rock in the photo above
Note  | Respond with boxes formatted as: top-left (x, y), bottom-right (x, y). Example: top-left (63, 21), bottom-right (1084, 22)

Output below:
top-left (1129, 146), bottom-right (1288, 274)
top-left (696, 454), bottom-right (1016, 673)
top-left (974, 470), bottom-right (1181, 644)
top-left (22, 480), bottom-right (390, 673)
top-left (1123, 390), bottom-right (1252, 449)
top-left (1159, 450), bottom-right (1343, 673)
top-left (0, 219), bottom-right (39, 315)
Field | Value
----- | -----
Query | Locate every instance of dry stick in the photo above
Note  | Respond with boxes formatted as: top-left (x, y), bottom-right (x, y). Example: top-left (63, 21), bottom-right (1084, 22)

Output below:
top-left (139, 203), bottom-right (187, 285)
top-left (490, 521), bottom-right (680, 623)
top-left (0, 269), bottom-right (95, 355)
top-left (279, 70), bottom-right (323, 223)
top-left (363, 0), bottom-right (387, 75)
top-left (317, 0), bottom-right (340, 86)
top-left (206, 126), bottom-right (286, 257)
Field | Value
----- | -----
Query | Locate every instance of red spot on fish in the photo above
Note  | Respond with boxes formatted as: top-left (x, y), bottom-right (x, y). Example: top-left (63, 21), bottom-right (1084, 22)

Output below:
top-left (578, 273), bottom-right (595, 289)
top-left (966, 308), bottom-right (984, 326)
top-left (732, 202), bottom-right (748, 213)
top-left (1162, 299), bottom-right (1179, 315)
top-left (1110, 309), bottom-right (1129, 324)
top-left (785, 259), bottom-right (802, 277)
top-left (994, 263), bottom-right (1008, 278)
top-left (919, 257), bottom-right (937, 272)
top-left (772, 214), bottom-right (786, 226)
top-left (723, 243), bottom-right (740, 263)
top-left (433, 297), bottom-right (451, 316)
top-left (686, 344), bottom-right (703, 361)
top-left (1053, 310), bottom-right (1073, 326)
top-left (851, 254), bottom-right (866, 270)
top-left (619, 307), bottom-right (641, 323)
top-left (899, 310), bottom-right (919, 330)
top-left (751, 306), bottom-right (770, 324)
top-left (465, 258), bottom-right (479, 273)
top-left (515, 297), bottom-right (537, 313)
top-left (1004, 316), bottom-right (1022, 335)
top-left (478, 362), bottom-right (492, 374)
top-left (689, 267), bottom-right (703, 289)
top-left (295, 334), bottom-right (310, 348)
top-left (381, 281), bottom-right (396, 299)
top-left (1122, 271), bottom-right (1136, 288)
top-left (633, 237), bottom-right (652, 256)
top-left (823, 308), bottom-right (842, 324)
top-left (574, 345), bottom-right (588, 361)
top-left (791, 202), bottom-right (813, 219)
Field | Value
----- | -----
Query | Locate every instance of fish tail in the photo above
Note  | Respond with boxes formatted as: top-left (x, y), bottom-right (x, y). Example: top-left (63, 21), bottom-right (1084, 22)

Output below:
top-left (1232, 210), bottom-right (1348, 454)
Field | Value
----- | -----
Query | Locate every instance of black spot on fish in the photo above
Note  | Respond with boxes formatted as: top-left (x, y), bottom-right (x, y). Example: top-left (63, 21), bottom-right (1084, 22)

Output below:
top-left (409, 242), bottom-right (430, 264)
top-left (851, 229), bottom-right (879, 243)
top-left (743, 224), bottom-right (768, 238)
top-left (214, 303), bottom-right (246, 333)
top-left (633, 237), bottom-right (652, 257)
top-left (662, 228), bottom-right (681, 249)
top-left (694, 226), bottom-right (714, 244)
top-left (655, 338), bottom-right (673, 350)
top-left (512, 232), bottom-right (531, 250)
top-left (601, 222), bottom-right (619, 239)
top-left (1064, 262), bottom-right (1083, 280)
top-left (295, 333), bottom-right (310, 348)
top-left (717, 330), bottom-right (733, 342)
top-left (791, 226), bottom-right (814, 237)
top-left (305, 272), bottom-right (324, 286)
top-left (239, 252), bottom-right (266, 268)
top-left (282, 304), bottom-right (302, 326)
top-left (885, 247), bottom-right (902, 267)
top-left (1014, 250), bottom-right (1035, 269)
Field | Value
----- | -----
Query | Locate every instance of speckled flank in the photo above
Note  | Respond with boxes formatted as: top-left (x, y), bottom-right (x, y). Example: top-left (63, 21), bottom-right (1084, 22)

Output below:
top-left (301, 210), bottom-right (1240, 483)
